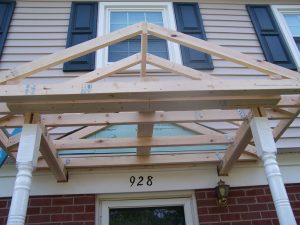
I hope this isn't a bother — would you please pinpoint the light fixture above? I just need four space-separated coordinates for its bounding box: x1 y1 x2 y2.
215 180 230 207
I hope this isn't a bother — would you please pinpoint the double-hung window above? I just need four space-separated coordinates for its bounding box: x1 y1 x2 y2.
272 5 300 70
97 2 182 67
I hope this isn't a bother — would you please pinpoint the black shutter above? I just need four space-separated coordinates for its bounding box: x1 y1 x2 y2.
0 1 15 60
173 3 213 70
247 5 296 70
63 2 98 72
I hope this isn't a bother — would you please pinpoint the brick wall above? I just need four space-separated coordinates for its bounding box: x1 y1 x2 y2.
196 184 300 225
1 184 299 225
0 195 95 225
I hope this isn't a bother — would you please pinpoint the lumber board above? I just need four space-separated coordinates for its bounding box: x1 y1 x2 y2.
5 95 280 113
37 152 257 169
136 112 155 156
273 107 300 142
147 23 300 80
141 24 147 78
0 80 298 103
66 53 141 85
218 119 253 175
0 109 293 128
0 23 143 84
59 126 106 140
39 123 68 182
147 53 217 80
54 134 233 150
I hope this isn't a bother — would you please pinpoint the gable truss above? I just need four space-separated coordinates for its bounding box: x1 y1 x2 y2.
0 22 299 181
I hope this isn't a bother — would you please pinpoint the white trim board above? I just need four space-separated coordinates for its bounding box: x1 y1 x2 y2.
1 153 300 197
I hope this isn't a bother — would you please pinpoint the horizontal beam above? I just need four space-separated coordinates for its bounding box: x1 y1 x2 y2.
5 95 280 113
37 152 257 169
0 80 298 103
54 134 232 150
0 108 295 128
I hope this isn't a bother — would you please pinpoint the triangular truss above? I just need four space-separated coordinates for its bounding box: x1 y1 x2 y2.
0 22 299 182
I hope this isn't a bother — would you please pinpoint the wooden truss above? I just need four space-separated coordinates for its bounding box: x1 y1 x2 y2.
0 22 300 181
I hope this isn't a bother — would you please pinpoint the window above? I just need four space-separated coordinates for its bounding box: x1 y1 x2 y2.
97 2 182 67
98 192 199 225
272 5 300 70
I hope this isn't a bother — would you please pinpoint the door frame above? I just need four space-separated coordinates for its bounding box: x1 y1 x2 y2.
97 191 200 225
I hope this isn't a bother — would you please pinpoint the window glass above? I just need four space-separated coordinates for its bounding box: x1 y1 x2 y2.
283 14 300 51
109 206 186 225
108 11 169 62
283 14 300 36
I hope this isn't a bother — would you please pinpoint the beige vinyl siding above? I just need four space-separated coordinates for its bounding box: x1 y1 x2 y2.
0 1 71 80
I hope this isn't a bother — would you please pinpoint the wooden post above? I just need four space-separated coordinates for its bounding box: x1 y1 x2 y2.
250 117 297 225
6 124 42 225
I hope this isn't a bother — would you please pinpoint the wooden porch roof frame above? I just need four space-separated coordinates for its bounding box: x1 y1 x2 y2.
0 22 300 182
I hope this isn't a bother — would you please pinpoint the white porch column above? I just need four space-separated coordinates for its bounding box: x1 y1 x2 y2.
250 117 297 225
7 124 42 225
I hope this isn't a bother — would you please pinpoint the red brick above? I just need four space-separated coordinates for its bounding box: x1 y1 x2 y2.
198 207 208 215
197 199 218 207
51 214 73 222
220 213 240 221
241 212 261 220
41 206 63 214
64 205 85 213
296 193 300 201
0 208 8 217
208 206 228 214
27 207 40 215
195 191 206 199
206 191 216 198
85 222 95 225
27 215 50 223
268 203 275 210
256 195 273 203
245 188 264 196
248 203 268 211
236 196 256 204
232 221 252 225
85 205 95 213
199 214 220 223
291 201 300 209
229 189 245 197
0 200 7 208
62 222 84 225
261 210 277 219
252 220 273 225
74 196 95 205
73 213 94 221
287 185 300 193
30 198 51 206
52 197 74 206
228 205 248 213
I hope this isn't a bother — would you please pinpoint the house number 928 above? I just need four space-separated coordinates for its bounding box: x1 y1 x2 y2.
130 176 153 187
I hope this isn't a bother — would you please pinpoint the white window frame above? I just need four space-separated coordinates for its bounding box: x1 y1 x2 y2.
97 2 182 68
272 5 300 71
97 191 200 225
